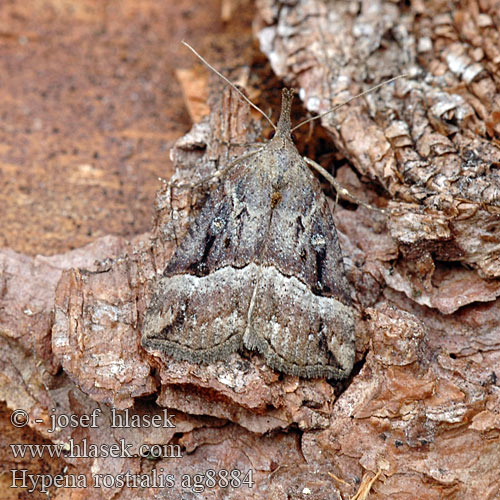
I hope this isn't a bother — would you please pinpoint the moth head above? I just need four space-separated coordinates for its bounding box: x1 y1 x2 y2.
275 88 295 141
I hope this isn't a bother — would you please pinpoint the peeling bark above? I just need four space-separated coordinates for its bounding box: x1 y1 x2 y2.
256 0 500 281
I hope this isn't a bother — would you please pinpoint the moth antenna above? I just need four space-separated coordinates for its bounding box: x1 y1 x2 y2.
182 41 277 131
291 74 407 133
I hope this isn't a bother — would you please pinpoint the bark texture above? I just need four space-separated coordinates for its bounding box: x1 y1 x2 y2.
1 0 499 499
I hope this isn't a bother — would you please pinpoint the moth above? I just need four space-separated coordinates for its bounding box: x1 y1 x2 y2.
142 44 404 379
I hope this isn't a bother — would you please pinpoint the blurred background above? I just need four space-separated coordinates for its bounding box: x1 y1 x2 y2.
0 0 254 256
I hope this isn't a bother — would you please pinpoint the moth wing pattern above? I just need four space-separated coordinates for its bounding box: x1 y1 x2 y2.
243 265 355 378
142 266 256 363
142 88 356 378
142 161 262 363
242 153 355 378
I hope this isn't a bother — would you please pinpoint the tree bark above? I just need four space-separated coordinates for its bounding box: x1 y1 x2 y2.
1 1 499 499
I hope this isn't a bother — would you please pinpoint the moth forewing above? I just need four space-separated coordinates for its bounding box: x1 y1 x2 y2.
142 45 405 378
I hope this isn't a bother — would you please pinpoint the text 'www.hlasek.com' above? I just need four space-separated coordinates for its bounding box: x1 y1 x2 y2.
9 407 255 495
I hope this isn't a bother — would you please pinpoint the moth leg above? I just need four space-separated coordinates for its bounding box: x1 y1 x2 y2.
303 156 387 215
217 141 266 148
172 148 264 190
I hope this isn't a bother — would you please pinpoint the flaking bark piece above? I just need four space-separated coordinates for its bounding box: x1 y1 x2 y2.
142 89 355 379
255 0 500 279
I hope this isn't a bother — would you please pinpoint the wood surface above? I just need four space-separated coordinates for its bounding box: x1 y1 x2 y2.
1 1 499 498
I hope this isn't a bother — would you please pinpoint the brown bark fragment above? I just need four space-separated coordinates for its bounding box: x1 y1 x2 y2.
255 0 500 280
0 236 127 374
52 235 157 409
